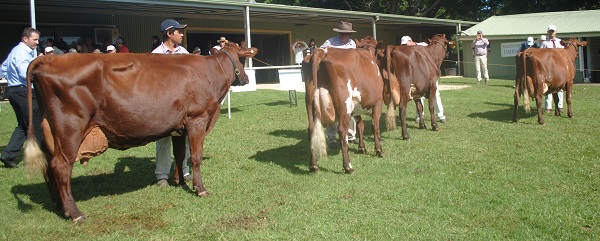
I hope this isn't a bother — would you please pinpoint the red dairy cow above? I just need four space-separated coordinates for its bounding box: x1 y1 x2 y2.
24 44 258 222
302 36 384 174
380 34 449 140
513 37 587 124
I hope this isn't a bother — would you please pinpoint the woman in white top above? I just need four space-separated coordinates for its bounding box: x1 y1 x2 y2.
291 40 308 65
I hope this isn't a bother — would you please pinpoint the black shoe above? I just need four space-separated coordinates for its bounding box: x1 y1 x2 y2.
327 141 339 149
1 158 17 168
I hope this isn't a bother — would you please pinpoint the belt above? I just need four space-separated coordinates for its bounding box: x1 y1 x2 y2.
8 85 26 88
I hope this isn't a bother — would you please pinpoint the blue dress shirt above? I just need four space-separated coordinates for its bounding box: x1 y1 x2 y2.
1 42 36 87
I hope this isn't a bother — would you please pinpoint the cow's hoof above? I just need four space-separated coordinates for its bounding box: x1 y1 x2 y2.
419 124 427 129
568 113 574 118
358 147 367 154
432 125 440 131
402 135 410 140
309 166 319 173
72 215 87 223
376 150 384 158
197 190 210 197
344 168 355 174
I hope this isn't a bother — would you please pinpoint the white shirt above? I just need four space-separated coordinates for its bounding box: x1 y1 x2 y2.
291 41 308 64
151 42 189 54
320 36 356 49
540 38 564 49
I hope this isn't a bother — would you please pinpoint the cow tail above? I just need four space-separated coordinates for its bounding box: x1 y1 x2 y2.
385 46 397 130
309 50 327 160
522 51 531 113
24 58 47 178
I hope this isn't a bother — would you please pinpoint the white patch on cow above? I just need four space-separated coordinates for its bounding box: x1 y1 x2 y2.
323 47 328 54
371 60 380 76
345 80 363 115
542 82 549 94
319 87 331 110
348 163 353 169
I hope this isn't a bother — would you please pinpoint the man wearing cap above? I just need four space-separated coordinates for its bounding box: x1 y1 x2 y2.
193 47 201 55
540 25 564 114
210 37 228 55
519 36 535 52
44 46 55 55
106 45 116 54
400 36 447 124
0 27 44 168
320 21 358 148
534 35 546 48
115 38 130 53
152 19 192 187
471 30 490 85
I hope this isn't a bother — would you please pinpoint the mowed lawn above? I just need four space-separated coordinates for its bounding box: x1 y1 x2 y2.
0 77 598 240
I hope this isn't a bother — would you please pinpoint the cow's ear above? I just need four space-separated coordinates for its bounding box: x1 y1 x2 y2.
241 47 258 58
376 41 383 49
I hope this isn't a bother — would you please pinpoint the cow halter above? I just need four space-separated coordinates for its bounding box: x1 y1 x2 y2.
221 50 245 86
431 40 447 51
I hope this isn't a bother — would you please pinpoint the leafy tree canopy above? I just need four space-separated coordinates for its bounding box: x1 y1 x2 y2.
256 0 599 21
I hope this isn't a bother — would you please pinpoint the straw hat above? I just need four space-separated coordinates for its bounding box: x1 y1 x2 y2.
333 21 356 33
217 37 229 43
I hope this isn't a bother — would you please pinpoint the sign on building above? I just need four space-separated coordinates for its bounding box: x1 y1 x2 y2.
500 42 522 57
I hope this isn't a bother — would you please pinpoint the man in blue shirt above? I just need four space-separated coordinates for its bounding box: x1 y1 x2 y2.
0 27 43 168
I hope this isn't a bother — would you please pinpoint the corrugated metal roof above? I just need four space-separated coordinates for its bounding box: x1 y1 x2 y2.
0 0 477 29
463 10 600 39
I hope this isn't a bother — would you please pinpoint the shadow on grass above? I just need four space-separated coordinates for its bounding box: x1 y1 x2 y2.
467 102 515 122
250 127 381 175
11 156 156 217
220 107 242 115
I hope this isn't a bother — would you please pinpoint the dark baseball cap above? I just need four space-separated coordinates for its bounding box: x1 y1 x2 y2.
161 19 187 31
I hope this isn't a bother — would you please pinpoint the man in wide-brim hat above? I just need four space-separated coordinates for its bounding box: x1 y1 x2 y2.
210 36 229 55
320 21 357 49
319 21 359 149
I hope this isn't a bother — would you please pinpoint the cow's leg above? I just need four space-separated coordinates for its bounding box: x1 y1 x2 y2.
187 121 210 197
338 115 354 174
399 105 410 140
429 88 439 131
172 135 186 186
536 95 545 125
355 115 366 154
415 100 426 129
513 87 520 122
49 156 85 221
371 100 384 158
43 160 62 210
553 93 561 116
566 82 573 118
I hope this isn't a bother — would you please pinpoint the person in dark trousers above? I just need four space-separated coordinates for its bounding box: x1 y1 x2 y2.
0 27 44 168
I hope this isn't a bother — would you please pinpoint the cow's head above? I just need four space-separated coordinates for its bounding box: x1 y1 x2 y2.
561 38 588 49
428 34 449 58
222 43 258 86
356 36 382 56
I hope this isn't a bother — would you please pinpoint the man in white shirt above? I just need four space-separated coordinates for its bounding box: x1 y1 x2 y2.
320 21 358 149
540 25 564 114
152 19 192 187
400 36 446 124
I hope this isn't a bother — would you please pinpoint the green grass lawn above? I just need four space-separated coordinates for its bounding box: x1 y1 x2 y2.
0 77 598 240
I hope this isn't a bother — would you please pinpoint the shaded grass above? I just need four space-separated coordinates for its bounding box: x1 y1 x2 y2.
0 77 598 240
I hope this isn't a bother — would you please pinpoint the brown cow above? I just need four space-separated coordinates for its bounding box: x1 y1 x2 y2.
302 36 384 174
513 38 587 124
23 45 258 222
381 34 449 140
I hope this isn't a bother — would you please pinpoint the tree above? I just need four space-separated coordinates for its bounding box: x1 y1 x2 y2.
256 0 599 21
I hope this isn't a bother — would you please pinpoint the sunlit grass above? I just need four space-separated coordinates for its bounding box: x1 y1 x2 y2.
0 77 598 240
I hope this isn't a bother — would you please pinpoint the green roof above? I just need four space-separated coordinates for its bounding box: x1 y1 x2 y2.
463 9 600 39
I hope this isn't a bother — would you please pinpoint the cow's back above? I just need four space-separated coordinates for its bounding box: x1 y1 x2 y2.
31 53 228 147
